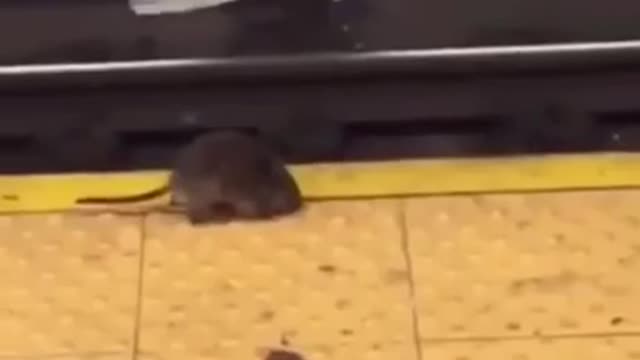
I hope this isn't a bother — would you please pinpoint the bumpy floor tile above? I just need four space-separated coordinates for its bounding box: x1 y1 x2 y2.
405 190 640 340
423 336 640 360
421 336 640 360
138 200 417 360
0 213 141 357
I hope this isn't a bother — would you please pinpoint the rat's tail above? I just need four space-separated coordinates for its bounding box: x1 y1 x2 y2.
76 184 170 204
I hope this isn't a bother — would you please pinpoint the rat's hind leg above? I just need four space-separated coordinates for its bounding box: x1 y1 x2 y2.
269 193 302 216
265 167 303 216
267 182 302 216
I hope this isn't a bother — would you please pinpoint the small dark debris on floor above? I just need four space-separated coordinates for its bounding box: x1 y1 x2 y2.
265 349 305 360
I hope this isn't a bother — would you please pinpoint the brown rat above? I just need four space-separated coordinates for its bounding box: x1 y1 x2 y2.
78 130 303 224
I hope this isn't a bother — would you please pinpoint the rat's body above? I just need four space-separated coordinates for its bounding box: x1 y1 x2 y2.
170 130 302 223
79 130 303 224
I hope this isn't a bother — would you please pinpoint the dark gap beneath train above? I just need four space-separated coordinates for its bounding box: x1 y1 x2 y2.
342 116 504 161
595 111 640 151
0 135 32 150
1 111 640 174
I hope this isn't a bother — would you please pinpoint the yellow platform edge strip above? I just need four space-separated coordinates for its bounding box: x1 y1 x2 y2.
2 152 640 213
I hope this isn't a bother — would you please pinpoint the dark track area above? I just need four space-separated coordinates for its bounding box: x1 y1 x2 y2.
3 2 640 175
1 112 640 175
